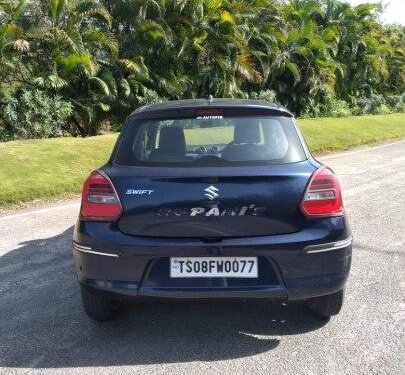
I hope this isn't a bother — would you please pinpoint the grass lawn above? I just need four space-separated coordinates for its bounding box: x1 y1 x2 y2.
1 113 404 209
0 134 118 209
184 126 233 144
299 113 405 152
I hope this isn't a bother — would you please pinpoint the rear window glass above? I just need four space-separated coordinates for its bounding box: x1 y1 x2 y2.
115 116 306 166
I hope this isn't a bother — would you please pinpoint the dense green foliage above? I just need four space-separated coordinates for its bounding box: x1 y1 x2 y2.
1 113 404 208
0 0 404 139
3 89 72 140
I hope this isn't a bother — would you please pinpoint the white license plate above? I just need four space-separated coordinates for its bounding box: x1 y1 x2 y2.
170 257 258 278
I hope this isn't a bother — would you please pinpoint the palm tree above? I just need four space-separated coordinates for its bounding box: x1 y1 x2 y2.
0 0 31 95
163 0 265 98
1 0 404 139
256 0 341 114
322 1 391 102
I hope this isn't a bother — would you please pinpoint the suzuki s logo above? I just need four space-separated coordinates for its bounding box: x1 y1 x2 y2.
204 185 219 200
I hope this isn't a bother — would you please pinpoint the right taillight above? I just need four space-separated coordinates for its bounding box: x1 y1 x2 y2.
301 167 343 217
80 171 122 221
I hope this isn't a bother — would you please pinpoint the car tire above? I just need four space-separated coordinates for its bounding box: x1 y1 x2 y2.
80 284 115 322
307 289 344 318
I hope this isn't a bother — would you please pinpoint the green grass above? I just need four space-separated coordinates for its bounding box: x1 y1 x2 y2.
1 113 404 209
184 126 233 144
0 134 118 209
299 113 405 152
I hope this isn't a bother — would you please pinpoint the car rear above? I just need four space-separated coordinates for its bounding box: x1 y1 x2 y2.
73 99 352 321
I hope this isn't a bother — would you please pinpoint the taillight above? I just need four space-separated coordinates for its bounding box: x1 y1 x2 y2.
80 172 122 220
301 167 343 217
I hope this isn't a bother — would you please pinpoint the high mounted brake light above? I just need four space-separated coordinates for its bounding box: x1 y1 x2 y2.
301 167 344 217
80 172 122 220
195 109 224 117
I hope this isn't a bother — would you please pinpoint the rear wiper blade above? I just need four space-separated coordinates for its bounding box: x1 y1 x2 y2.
192 155 230 164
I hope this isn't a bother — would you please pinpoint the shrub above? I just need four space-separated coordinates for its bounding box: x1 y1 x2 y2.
353 94 386 115
300 96 352 118
385 94 405 113
3 89 73 139
248 90 277 102
324 98 352 117
136 88 167 106
376 104 392 115
0 122 13 142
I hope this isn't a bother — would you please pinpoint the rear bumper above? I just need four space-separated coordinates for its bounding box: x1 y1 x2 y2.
73 217 352 301
78 274 349 301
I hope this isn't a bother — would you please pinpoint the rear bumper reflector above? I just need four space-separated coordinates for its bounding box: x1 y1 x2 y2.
73 243 119 258
304 237 352 254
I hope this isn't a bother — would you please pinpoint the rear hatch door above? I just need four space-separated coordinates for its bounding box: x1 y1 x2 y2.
107 162 315 238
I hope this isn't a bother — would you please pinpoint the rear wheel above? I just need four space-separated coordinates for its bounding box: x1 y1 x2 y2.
307 289 345 318
80 284 116 322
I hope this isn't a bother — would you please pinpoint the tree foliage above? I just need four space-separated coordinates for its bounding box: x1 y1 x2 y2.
3 88 72 139
0 0 404 138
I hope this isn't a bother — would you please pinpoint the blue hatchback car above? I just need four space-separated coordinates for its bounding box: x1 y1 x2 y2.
73 99 352 321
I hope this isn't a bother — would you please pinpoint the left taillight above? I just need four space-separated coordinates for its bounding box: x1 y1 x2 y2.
80 171 122 220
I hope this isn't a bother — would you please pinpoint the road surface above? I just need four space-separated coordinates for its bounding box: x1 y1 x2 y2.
0 140 404 375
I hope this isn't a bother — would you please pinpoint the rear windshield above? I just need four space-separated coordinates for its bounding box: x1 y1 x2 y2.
115 115 306 167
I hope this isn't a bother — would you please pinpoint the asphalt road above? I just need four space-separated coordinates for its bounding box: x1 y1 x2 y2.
0 140 404 375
